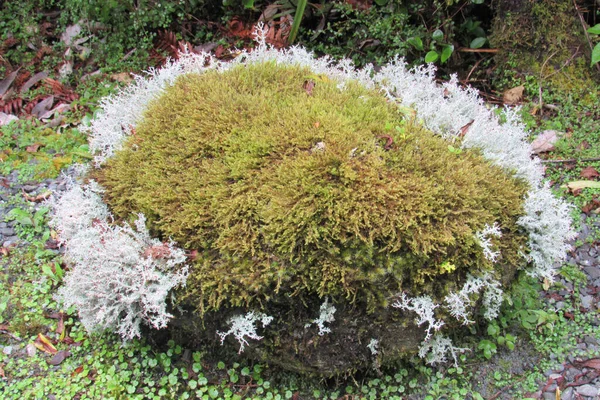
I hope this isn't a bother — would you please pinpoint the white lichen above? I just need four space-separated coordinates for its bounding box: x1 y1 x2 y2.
367 338 379 355
49 183 188 340
444 273 504 324
217 311 274 354
392 293 444 342
418 334 469 366
476 222 503 262
306 298 336 336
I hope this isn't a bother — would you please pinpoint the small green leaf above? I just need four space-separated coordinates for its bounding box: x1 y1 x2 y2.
374 0 389 5
470 37 487 49
441 45 454 63
432 29 444 41
591 43 600 66
242 0 255 8
407 37 423 51
588 24 600 35
425 51 439 63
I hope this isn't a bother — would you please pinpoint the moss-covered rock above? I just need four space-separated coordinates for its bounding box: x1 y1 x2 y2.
93 62 529 374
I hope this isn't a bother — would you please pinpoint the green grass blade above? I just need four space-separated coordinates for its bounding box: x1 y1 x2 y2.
288 0 308 44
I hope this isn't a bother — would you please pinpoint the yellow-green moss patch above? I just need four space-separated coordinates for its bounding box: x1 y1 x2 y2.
94 62 529 314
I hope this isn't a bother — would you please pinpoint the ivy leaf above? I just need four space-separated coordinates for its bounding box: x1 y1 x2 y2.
470 37 487 49
425 51 439 63
432 29 444 41
591 43 600 67
588 24 600 35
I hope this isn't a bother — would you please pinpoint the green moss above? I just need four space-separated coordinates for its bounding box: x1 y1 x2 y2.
95 62 528 319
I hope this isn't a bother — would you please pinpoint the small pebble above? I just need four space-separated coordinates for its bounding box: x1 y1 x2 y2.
2 346 12 355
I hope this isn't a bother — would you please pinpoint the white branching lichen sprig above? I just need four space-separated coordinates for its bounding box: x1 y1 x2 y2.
444 273 504 325
392 293 444 342
418 334 469 366
49 183 188 340
367 338 379 355
305 298 336 336
476 222 503 262
217 312 274 354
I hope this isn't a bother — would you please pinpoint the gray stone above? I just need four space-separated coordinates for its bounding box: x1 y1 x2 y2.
2 346 12 355
556 301 565 310
584 336 599 346
580 295 595 310
584 266 600 280
566 368 582 380
576 384 599 397
0 227 15 237
542 391 556 400
561 387 574 400
21 184 37 192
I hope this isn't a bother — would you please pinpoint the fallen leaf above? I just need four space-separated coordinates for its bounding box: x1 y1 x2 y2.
503 85 524 105
72 365 84 376
0 112 18 126
31 96 54 118
0 247 9 257
531 130 560 154
61 24 82 46
581 167 600 179
25 143 42 153
581 358 600 370
47 350 70 366
0 364 4 378
22 190 52 202
458 119 474 138
314 121 320 128
582 198 600 214
563 181 600 192
0 69 19 97
303 79 315 96
20 71 49 93
34 333 57 355
110 72 133 84
578 140 591 151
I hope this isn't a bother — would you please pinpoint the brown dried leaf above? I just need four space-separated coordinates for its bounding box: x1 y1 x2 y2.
503 85 524 105
0 69 19 97
31 96 54 118
582 198 600 214
458 119 474 138
22 190 51 202
303 80 315 96
531 130 560 154
111 72 133 84
47 350 70 366
72 365 84 376
26 143 42 153
581 167 600 180
34 333 58 354
20 71 49 93
581 358 600 370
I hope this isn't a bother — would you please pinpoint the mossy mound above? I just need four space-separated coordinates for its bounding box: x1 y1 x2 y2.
94 62 529 374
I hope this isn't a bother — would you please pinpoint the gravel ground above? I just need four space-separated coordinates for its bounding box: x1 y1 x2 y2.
1 170 599 399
